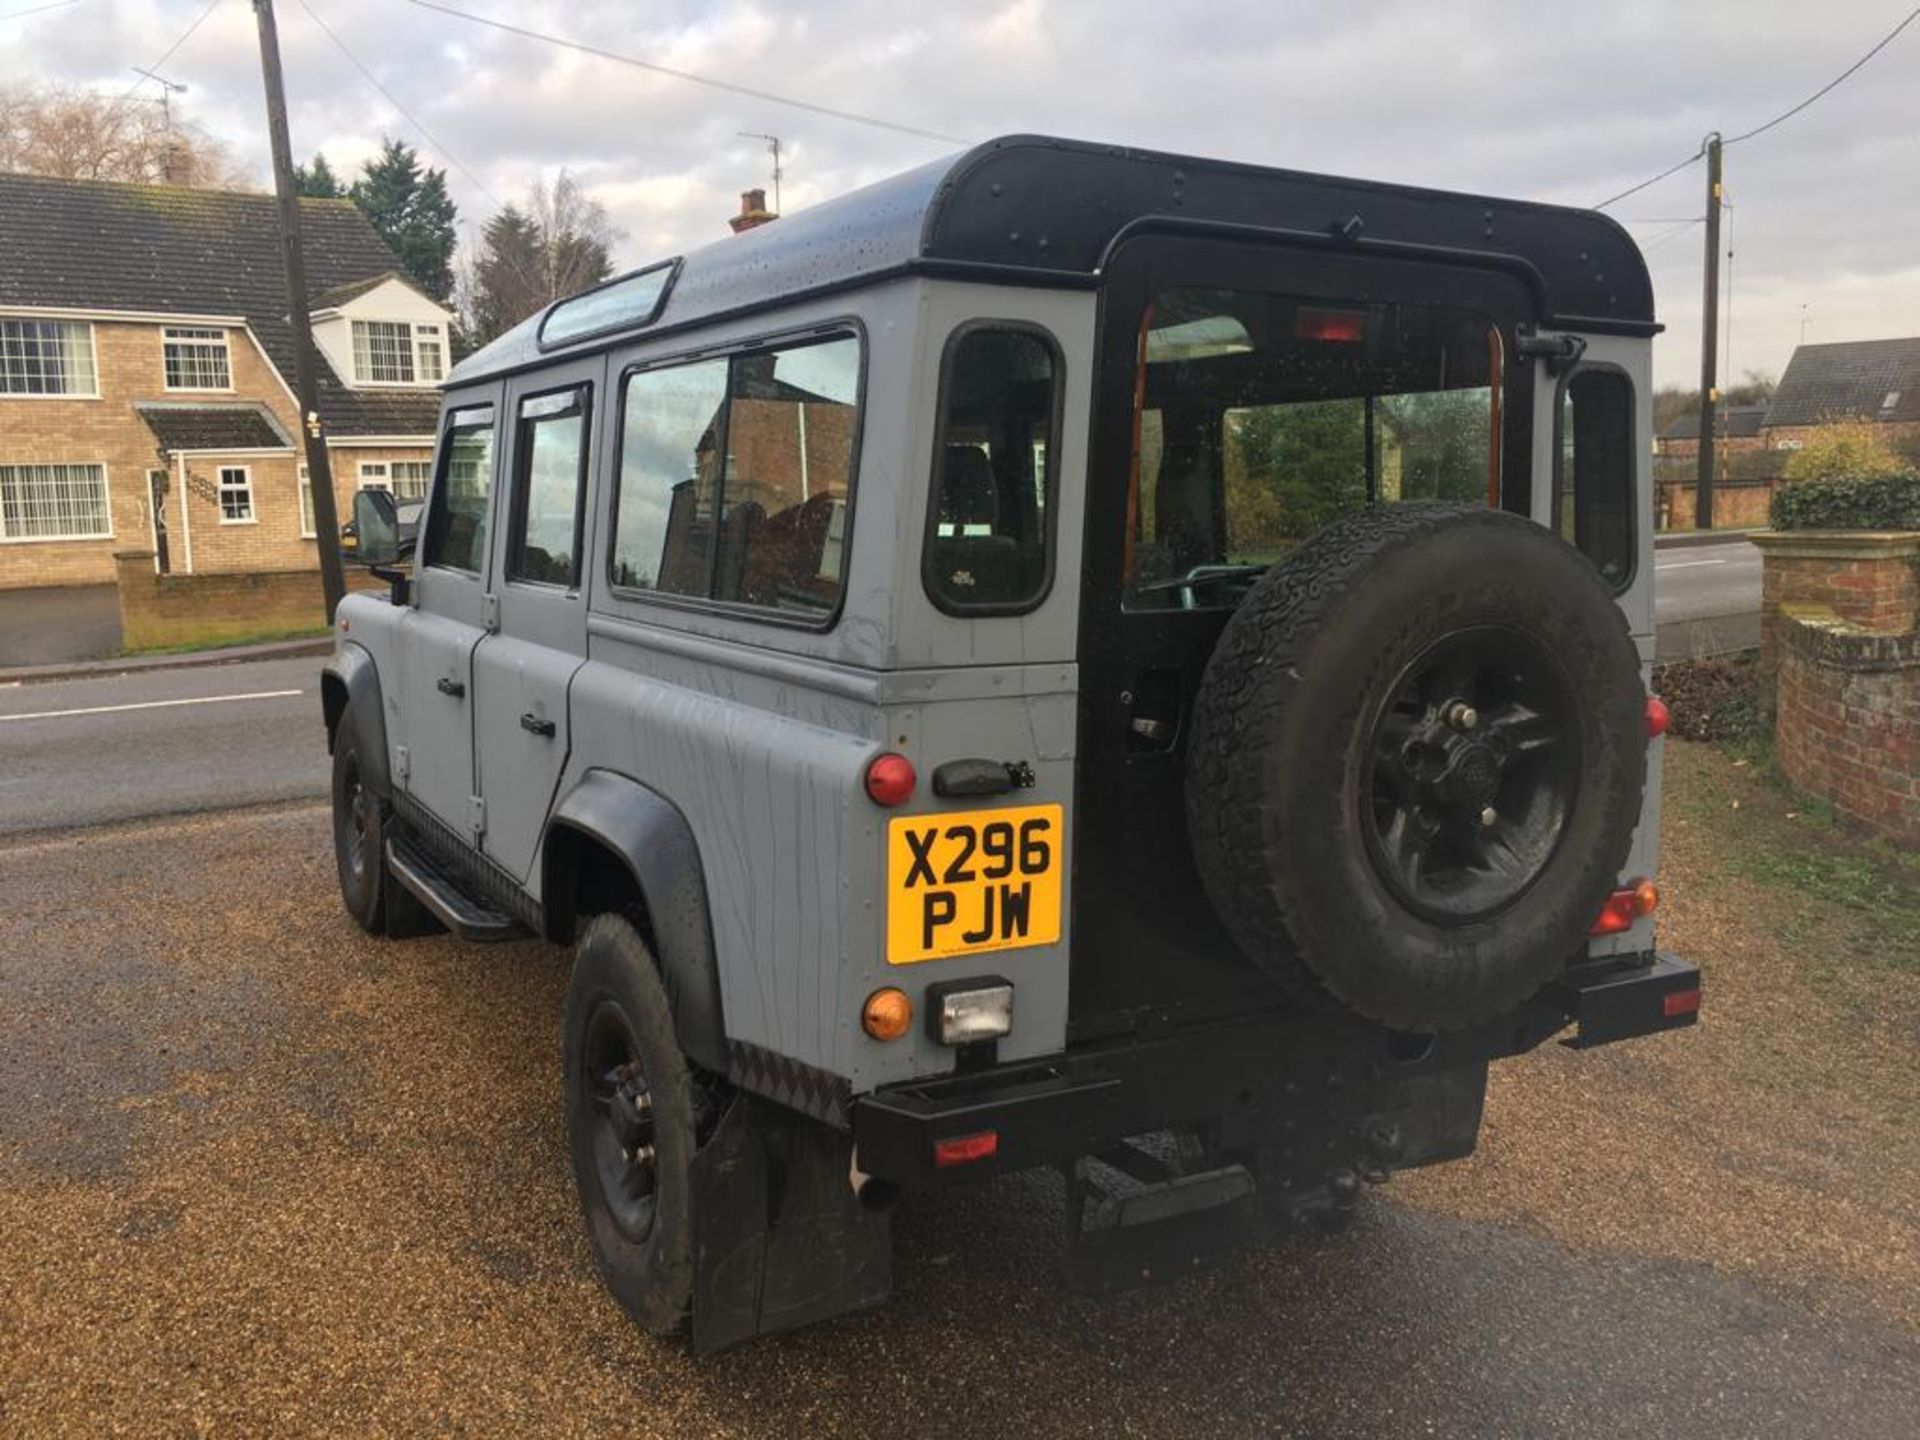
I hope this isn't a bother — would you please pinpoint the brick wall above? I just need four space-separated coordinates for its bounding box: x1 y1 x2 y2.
1658 478 1776 531
1774 616 1920 847
1 317 431 589
111 547 382 650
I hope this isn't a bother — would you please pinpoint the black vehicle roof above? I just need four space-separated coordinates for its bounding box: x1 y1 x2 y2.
452 134 1655 385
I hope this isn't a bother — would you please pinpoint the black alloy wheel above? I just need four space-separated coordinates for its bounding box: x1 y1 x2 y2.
1363 626 1582 925
582 1000 660 1244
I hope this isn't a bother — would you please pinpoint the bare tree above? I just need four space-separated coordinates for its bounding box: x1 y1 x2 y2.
0 83 248 189
458 171 621 347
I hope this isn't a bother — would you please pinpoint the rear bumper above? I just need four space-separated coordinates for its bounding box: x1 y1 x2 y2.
853 950 1699 1189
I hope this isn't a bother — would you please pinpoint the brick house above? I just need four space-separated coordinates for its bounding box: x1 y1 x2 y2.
1654 402 1767 459
0 173 449 589
1760 335 1920 456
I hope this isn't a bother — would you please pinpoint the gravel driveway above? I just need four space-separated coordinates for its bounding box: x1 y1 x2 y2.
2 744 1915 1437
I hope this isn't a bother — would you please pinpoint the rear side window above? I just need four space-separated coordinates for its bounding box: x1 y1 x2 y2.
924 326 1060 613
507 386 589 587
611 332 861 622
1556 369 1635 591
422 404 496 575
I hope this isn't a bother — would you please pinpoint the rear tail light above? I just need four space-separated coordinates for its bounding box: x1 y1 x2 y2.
864 753 916 807
1590 878 1658 936
933 1130 999 1168
1646 696 1670 739
1663 988 1702 1018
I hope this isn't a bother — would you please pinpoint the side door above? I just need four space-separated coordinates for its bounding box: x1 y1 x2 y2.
1071 235 1539 1035
471 362 599 886
398 396 502 840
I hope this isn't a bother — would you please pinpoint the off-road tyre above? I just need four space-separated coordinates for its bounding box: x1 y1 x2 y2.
330 712 387 934
1185 503 1646 1032
563 913 697 1336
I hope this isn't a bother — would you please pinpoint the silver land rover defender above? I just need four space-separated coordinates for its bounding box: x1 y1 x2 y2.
324 135 1699 1349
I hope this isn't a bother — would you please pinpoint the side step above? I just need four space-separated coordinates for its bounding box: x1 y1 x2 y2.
385 835 527 942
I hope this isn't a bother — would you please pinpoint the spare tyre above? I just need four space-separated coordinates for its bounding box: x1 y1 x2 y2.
1185 502 1646 1032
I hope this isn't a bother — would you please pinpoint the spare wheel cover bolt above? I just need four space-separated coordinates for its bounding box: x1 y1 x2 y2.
1445 702 1479 731
1479 806 1498 827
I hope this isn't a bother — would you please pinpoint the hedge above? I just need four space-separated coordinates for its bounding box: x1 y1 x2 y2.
1769 470 1920 531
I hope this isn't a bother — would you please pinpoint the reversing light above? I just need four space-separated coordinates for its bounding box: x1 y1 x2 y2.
864 752 916 807
933 1130 999 1168
929 982 1014 1045
861 987 913 1041
1589 878 1656 936
1646 696 1671 739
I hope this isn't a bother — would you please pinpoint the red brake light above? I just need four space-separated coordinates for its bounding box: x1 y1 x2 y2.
865 753 916 807
1646 696 1670 739
933 1130 999 1168
1295 306 1366 343
1589 887 1640 936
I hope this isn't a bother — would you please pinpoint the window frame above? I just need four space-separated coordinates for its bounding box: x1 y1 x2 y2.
505 382 593 592
215 464 256 525
161 326 233 393
420 403 499 578
0 317 100 400
1551 360 1638 595
0 460 114 542
920 318 1067 618
350 319 446 387
605 318 867 633
298 462 316 538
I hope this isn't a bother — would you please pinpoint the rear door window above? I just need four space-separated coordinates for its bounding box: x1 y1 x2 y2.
924 325 1061 614
1555 368 1635 591
507 386 589 587
1125 290 1501 610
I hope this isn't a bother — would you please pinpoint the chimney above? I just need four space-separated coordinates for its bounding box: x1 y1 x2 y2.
729 187 776 234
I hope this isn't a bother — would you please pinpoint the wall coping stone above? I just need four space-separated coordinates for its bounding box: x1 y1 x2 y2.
111 549 158 563
1749 530 1920 560
1778 607 1920 672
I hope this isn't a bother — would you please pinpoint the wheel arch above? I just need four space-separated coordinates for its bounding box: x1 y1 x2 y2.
544 769 727 1073
322 642 391 797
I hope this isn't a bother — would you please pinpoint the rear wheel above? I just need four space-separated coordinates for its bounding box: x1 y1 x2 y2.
1185 503 1646 1031
563 914 698 1335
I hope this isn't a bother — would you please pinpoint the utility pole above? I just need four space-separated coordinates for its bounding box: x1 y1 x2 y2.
252 0 345 620
1694 133 1723 531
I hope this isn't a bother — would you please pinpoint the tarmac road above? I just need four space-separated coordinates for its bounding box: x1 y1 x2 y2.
1653 536 1764 658
2 803 1915 1437
0 655 326 836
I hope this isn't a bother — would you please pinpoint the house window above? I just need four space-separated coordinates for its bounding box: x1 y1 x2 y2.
163 327 231 390
0 462 111 540
391 460 432 500
299 464 315 538
0 318 98 396
358 460 390 490
352 321 416 383
417 326 445 383
217 465 254 523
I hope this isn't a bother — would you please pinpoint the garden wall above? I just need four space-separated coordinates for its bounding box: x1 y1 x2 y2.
112 549 378 651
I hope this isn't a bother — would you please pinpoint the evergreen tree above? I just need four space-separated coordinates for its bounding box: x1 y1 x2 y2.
349 138 458 301
458 173 619 347
293 152 344 199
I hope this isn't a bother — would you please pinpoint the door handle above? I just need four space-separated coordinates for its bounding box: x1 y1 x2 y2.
932 758 1036 798
436 676 465 698
520 712 556 738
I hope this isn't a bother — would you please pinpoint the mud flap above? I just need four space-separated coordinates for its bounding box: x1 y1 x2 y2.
688 1096 892 1352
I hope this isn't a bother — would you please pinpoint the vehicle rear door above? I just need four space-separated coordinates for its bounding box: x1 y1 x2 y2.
398 396 502 839
1070 234 1539 1037
472 357 601 886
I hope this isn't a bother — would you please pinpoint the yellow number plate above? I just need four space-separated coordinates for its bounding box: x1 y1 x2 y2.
887 804 1063 964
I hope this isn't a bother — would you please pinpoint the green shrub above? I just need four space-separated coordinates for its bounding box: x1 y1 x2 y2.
1770 470 1920 531
1780 422 1905 483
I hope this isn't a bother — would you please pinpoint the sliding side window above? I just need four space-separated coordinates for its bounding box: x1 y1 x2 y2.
1555 368 1635 591
924 325 1062 613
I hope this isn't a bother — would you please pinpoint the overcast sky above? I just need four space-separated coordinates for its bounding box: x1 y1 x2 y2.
5 0 1916 388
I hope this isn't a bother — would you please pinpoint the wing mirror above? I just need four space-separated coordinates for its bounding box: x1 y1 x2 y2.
350 487 409 567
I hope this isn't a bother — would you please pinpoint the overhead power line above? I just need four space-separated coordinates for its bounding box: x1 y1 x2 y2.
400 0 969 147
0 0 83 21
1594 5 1919 209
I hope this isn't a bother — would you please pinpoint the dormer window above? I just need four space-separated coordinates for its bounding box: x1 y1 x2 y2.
350 319 445 385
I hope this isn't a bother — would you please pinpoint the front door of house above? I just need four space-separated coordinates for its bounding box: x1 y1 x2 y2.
148 470 171 574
